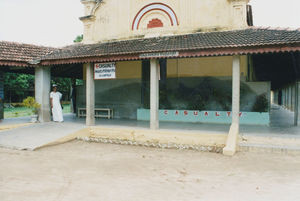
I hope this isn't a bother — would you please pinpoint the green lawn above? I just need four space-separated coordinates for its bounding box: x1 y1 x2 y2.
4 104 71 118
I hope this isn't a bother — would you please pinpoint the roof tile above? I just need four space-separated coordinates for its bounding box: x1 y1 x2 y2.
43 28 300 61
1 27 300 66
0 41 55 64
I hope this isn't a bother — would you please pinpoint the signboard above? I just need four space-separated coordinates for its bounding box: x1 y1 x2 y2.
139 52 179 59
94 62 116 80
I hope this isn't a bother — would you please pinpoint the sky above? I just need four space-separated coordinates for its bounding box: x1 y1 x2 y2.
0 0 299 47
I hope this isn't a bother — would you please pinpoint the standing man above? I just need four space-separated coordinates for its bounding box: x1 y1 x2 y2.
50 84 64 122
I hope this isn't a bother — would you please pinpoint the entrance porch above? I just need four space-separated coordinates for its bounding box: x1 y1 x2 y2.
1 28 300 155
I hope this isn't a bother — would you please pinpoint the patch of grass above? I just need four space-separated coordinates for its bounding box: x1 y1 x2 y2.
4 107 33 118
62 104 71 114
4 104 71 118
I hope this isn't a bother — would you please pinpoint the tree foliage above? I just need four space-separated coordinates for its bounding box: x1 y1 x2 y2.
4 73 35 102
22 96 40 114
73 34 83 43
4 73 34 91
4 73 76 103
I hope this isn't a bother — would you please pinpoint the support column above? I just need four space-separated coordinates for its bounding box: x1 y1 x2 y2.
295 82 299 126
0 71 4 119
150 59 159 130
223 55 240 156
85 63 95 126
35 66 51 122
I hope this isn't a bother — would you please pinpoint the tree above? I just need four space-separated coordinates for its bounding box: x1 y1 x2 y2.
4 73 74 103
73 34 83 43
4 73 35 103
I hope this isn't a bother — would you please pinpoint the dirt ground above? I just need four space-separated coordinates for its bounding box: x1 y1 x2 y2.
0 141 300 201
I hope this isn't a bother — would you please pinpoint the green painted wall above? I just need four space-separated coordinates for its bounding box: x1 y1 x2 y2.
77 57 271 122
137 109 270 125
77 78 142 119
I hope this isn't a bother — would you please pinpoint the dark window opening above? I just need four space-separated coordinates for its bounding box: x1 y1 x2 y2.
247 5 253 26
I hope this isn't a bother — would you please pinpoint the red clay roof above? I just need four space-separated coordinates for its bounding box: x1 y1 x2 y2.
41 27 300 64
1 27 300 66
0 41 55 66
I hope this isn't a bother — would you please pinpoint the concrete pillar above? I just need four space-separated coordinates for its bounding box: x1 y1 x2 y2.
283 89 286 107
223 55 240 156
282 89 284 106
0 71 4 119
85 63 95 126
294 82 299 126
288 87 290 109
150 59 159 130
35 66 51 122
285 87 289 108
270 91 274 105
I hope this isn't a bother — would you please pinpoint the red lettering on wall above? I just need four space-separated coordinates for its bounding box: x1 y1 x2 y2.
204 112 209 116
175 110 179 115
215 112 220 117
164 110 168 115
193 111 199 116
184 111 188 116
147 18 164 29
226 112 242 117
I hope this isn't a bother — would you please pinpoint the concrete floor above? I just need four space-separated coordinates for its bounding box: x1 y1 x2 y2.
90 104 300 137
0 104 299 151
0 114 86 150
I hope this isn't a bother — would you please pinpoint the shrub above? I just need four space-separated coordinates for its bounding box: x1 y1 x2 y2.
252 94 268 112
22 97 41 115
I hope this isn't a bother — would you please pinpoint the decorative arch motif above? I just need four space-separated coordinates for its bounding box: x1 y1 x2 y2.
132 2 179 30
147 18 164 29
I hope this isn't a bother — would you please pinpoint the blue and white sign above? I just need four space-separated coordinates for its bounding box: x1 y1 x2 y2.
94 62 116 80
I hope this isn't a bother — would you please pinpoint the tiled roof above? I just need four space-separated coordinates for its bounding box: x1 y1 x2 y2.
0 41 55 66
42 28 300 62
1 27 300 66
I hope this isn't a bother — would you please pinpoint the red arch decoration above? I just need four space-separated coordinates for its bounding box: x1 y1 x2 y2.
147 18 164 29
132 2 179 30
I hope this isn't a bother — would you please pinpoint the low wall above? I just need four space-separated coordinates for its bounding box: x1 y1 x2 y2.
137 109 270 125
76 75 270 121
79 126 228 153
156 77 270 112
77 78 142 119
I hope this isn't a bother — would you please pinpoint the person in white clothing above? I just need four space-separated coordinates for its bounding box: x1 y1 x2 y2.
50 84 64 122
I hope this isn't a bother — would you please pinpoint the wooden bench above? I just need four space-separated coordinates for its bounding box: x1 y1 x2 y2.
78 108 113 119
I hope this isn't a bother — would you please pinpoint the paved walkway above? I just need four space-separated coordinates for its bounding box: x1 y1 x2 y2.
0 114 85 150
90 104 300 137
0 116 32 126
0 105 299 151
240 104 300 137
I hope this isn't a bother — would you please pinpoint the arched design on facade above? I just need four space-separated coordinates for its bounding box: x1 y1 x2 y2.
147 18 164 29
132 2 179 30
